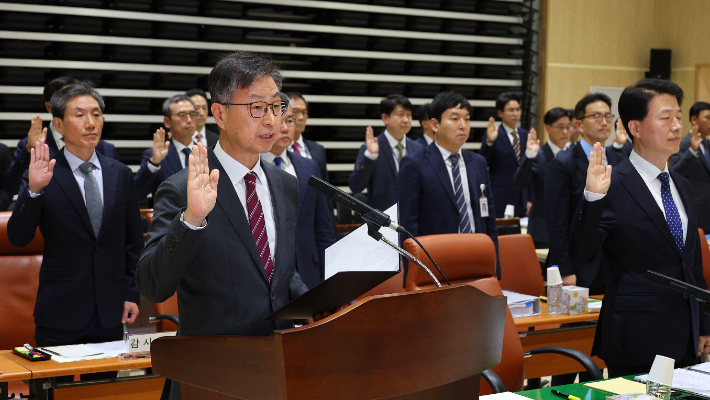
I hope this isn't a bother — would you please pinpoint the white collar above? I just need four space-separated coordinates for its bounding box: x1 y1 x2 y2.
193 127 206 140
501 122 519 135
64 147 99 172
383 130 406 150
213 141 267 186
629 149 668 186
50 122 64 150
261 148 291 168
435 142 462 161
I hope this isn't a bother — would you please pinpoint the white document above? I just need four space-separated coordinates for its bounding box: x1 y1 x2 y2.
325 204 400 280
41 341 127 363
502 290 541 318
635 362 710 397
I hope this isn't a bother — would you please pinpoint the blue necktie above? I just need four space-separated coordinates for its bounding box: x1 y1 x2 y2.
274 156 283 169
658 172 684 257
449 154 472 233
182 148 191 169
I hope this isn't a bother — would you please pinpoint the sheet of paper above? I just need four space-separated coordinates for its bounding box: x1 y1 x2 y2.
636 363 710 397
43 344 103 358
325 204 400 280
584 377 647 394
480 392 533 400
41 341 126 363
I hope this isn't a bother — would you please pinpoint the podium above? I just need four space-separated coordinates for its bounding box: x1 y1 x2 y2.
151 284 506 400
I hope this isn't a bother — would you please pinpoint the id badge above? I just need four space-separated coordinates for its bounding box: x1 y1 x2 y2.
479 184 489 218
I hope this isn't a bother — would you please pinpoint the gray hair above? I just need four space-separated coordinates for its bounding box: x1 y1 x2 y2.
162 94 195 118
208 52 282 106
50 81 105 119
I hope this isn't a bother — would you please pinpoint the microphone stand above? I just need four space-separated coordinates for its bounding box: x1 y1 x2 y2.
365 223 442 288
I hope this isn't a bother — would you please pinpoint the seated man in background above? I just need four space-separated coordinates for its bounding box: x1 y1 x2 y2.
261 93 336 289
396 91 500 278
134 94 196 199
349 94 423 212
186 88 219 148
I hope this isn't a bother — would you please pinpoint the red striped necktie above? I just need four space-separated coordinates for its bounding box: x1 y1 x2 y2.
244 172 274 284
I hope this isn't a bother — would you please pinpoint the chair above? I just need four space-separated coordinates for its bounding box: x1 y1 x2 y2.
151 294 179 332
403 233 601 394
496 217 522 236
498 234 545 297
0 211 44 348
698 228 710 288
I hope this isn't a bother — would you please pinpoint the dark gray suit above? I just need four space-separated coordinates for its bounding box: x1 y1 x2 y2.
136 151 308 399
670 132 710 233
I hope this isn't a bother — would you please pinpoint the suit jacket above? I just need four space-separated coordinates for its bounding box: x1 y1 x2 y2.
570 158 710 368
7 151 142 331
4 131 119 203
0 142 12 211
670 133 710 233
349 133 424 212
480 125 530 217
514 143 555 245
396 143 501 278
288 152 336 289
545 142 624 290
134 139 185 200
205 128 219 148
304 139 329 184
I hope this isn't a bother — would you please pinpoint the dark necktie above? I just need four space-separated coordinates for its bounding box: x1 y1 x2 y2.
448 154 472 233
79 162 103 238
273 156 283 169
244 172 274 284
658 172 684 257
292 142 302 156
181 148 191 169
512 131 521 162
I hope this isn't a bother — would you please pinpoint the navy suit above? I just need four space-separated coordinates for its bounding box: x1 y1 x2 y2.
0 143 12 211
4 130 118 204
571 158 710 370
288 152 336 289
396 143 501 278
349 133 424 212
134 139 184 200
670 133 710 233
303 139 329 184
545 142 624 291
8 151 142 333
480 125 530 217
205 128 219 148
514 143 555 247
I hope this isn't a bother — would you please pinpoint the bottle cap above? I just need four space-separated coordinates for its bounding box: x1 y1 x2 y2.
547 266 563 286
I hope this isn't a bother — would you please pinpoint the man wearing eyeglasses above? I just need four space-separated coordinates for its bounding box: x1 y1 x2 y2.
286 92 329 184
137 52 308 400
186 88 220 149
545 93 625 291
134 94 197 200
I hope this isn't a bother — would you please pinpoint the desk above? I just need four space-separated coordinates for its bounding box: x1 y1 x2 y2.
517 379 616 400
0 352 31 399
514 302 605 379
0 350 163 400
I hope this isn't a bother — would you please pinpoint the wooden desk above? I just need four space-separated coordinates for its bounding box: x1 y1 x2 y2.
514 302 605 379
0 351 32 399
1 350 163 400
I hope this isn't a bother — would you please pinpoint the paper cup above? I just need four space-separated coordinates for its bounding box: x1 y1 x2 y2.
547 266 563 286
504 204 515 219
648 355 674 386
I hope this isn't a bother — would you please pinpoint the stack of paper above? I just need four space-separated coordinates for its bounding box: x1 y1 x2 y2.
502 290 541 318
635 362 710 397
41 341 126 363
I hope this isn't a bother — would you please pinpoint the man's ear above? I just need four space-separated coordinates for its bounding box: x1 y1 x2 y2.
381 113 389 126
430 118 440 135
53 117 64 136
163 116 171 130
44 102 52 114
211 103 226 131
497 109 504 119
627 120 642 141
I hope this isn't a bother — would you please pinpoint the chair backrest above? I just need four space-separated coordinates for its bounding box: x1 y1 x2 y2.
153 293 179 332
403 233 525 394
145 212 154 227
498 234 546 297
698 229 710 289
0 211 44 348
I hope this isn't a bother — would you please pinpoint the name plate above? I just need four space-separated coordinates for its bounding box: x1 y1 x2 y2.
125 332 176 353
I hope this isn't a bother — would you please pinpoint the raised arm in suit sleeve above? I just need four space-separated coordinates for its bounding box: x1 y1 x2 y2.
4 139 31 202
544 157 575 276
123 168 143 304
348 144 377 194
513 153 536 189
569 195 612 267
133 148 160 200
670 148 700 177
7 171 43 248
479 134 495 167
394 155 420 237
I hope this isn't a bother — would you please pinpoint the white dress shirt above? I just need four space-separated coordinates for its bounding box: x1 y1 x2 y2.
50 122 65 151
64 148 104 204
193 127 209 148
436 142 475 233
501 122 521 147
364 130 407 172
423 135 434 145
261 150 297 179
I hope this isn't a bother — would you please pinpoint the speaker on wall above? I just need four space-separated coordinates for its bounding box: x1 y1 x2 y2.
646 49 671 80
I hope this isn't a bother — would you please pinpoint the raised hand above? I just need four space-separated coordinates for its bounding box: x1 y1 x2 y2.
690 122 701 152
486 116 498 144
27 114 47 151
150 127 170 164
28 139 56 194
614 118 628 145
585 142 612 194
526 128 540 153
365 126 379 154
184 143 219 227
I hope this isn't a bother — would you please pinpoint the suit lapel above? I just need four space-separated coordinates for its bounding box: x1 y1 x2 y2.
426 145 458 210
262 161 288 289
52 152 94 236
498 125 517 160
288 152 307 212
572 143 589 177
379 134 397 178
166 140 183 173
46 129 60 158
542 143 554 162
96 154 117 241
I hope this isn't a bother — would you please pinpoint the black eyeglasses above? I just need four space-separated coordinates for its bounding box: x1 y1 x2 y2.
221 100 289 118
580 113 615 123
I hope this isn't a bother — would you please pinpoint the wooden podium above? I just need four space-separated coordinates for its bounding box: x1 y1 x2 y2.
151 284 506 400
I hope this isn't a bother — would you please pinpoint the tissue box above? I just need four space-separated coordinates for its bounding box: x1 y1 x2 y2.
562 286 588 314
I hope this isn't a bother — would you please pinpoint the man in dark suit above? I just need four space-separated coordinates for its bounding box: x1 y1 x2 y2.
670 102 710 233
286 93 329 183
0 143 13 211
514 107 572 249
545 93 624 290
4 76 119 202
397 91 501 278
415 102 435 147
7 82 142 348
262 94 336 289
481 92 530 218
186 88 219 148
136 52 309 400
133 94 197 200
571 78 710 376
349 94 424 212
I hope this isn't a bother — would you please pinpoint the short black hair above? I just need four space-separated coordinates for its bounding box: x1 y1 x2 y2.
185 88 208 100
543 107 570 126
689 101 710 122
162 94 195 118
44 76 78 103
50 81 105 119
429 91 473 122
495 92 521 112
416 103 430 123
208 52 282 106
380 94 412 116
618 78 684 136
286 92 308 110
567 109 575 120
574 93 612 120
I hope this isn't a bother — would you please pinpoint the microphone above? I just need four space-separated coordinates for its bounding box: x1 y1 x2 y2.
307 176 409 235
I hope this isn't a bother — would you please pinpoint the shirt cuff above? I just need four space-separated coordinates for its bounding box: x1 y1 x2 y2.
147 162 161 172
525 149 538 159
583 189 606 202
28 189 42 198
690 148 700 157
364 150 379 160
181 211 207 230
612 141 624 149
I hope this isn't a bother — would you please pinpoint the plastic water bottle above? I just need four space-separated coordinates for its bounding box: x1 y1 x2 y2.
646 380 672 400
547 266 563 315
